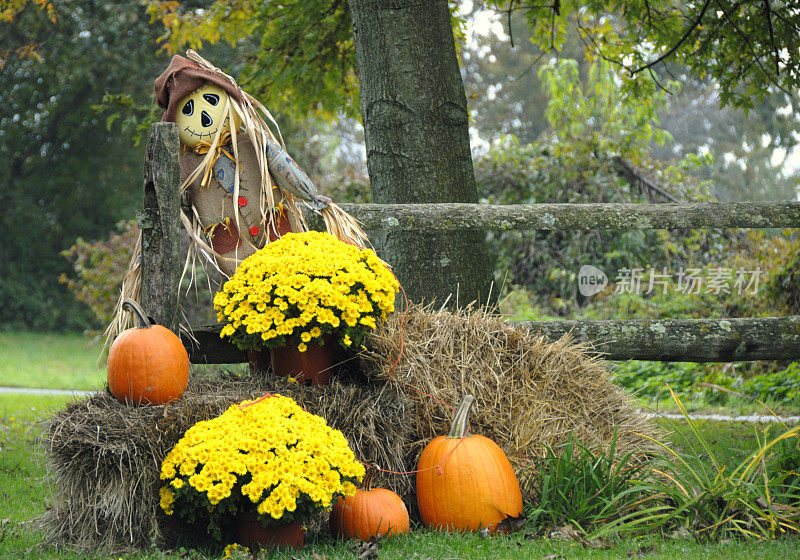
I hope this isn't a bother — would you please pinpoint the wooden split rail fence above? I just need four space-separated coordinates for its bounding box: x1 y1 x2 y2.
139 123 800 364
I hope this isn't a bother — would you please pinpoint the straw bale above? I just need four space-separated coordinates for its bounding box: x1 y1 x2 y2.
39 303 655 552
39 375 413 552
358 303 658 494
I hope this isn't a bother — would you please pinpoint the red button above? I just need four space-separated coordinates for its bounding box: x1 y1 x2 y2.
238 196 248 207
249 226 259 236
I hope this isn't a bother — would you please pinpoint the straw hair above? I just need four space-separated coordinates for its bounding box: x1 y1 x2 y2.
101 231 142 359
42 304 656 552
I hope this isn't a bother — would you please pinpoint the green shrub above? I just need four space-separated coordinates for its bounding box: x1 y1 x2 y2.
610 359 800 409
641 389 800 540
59 220 138 327
612 361 739 406
741 363 800 406
526 433 666 534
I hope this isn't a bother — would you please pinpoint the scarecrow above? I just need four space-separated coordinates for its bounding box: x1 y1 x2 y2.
106 50 368 341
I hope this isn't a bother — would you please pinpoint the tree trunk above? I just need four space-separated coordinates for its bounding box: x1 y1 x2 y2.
349 0 495 307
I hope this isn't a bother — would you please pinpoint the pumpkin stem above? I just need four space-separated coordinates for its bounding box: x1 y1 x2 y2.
363 464 379 491
122 298 151 329
447 394 475 439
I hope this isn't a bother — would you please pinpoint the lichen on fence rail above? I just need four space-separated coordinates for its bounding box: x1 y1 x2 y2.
308 201 800 231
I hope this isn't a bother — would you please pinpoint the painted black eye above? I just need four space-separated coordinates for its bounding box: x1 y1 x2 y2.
181 99 194 116
203 93 220 106
201 110 213 127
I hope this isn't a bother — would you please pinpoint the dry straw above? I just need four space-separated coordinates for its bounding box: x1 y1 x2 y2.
39 303 655 552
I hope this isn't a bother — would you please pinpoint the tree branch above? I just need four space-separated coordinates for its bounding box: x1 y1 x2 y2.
713 0 790 95
763 0 779 76
613 157 682 203
629 0 713 75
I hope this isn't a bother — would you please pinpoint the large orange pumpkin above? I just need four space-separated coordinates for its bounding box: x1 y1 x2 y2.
416 394 523 534
331 466 410 540
107 299 189 405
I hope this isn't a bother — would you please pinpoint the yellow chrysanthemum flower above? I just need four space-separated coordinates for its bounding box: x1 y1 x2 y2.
159 394 364 525
213 232 399 352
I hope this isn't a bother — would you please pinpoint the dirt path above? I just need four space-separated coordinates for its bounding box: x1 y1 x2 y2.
0 387 94 397
642 411 800 424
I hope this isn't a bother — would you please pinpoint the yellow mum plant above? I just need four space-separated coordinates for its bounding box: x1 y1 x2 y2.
213 231 399 352
159 394 365 536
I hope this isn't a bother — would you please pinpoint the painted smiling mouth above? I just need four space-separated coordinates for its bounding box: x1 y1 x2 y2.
183 125 220 140
182 116 231 141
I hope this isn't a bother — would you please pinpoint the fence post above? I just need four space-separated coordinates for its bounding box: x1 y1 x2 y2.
138 122 181 334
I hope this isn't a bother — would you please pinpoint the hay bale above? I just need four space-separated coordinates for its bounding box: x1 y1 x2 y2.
359 303 657 495
39 303 654 552
39 376 413 552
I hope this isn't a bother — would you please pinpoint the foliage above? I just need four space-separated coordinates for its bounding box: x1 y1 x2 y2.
477 58 713 300
526 433 665 533
213 232 399 352
524 391 800 541
539 59 676 156
610 357 800 411
741 364 800 407
462 13 799 204
490 0 800 112
650 72 800 202
146 0 359 119
767 240 800 315
461 9 563 145
612 361 734 406
159 394 365 537
1 0 169 330
503 228 798 321
504 227 800 411
772 435 800 508
59 220 138 328
146 0 800 118
640 388 800 541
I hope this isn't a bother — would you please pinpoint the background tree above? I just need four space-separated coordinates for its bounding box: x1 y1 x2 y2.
347 0 495 305
651 74 800 201
0 0 168 329
461 8 586 146
490 0 800 111
462 11 799 203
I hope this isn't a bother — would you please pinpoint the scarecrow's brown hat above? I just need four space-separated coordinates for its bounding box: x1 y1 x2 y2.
154 54 245 122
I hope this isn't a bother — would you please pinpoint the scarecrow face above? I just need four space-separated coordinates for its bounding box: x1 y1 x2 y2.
175 84 239 148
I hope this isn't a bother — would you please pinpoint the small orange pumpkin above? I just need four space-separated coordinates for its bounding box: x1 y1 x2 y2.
107 299 189 405
331 465 410 540
416 394 523 534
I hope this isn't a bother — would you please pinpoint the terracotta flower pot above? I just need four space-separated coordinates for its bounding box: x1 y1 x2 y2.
247 349 272 376
270 336 335 385
235 511 303 551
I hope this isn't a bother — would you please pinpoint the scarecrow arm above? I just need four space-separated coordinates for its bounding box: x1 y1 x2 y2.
265 138 330 211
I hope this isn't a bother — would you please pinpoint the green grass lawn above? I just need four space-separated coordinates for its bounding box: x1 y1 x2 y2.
0 332 248 392
0 332 105 391
0 390 798 559
0 394 74 523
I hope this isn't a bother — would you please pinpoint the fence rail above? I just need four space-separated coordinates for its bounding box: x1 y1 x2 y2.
182 316 800 364
139 123 800 363
306 201 800 231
